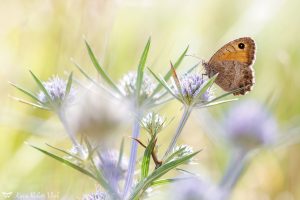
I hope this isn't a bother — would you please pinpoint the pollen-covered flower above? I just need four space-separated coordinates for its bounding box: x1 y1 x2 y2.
225 100 277 151
173 73 214 106
141 112 165 135
82 189 107 200
38 75 75 107
118 72 155 104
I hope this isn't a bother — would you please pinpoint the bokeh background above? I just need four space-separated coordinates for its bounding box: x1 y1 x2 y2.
1 0 300 199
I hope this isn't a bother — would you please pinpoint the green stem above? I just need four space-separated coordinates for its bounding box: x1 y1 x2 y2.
163 106 192 160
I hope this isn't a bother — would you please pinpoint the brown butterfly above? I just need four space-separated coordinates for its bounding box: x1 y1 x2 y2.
203 37 256 95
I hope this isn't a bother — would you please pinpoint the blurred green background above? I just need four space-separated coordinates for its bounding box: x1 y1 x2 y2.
1 0 300 199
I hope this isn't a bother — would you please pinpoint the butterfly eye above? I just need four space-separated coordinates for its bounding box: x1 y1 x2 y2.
238 43 245 49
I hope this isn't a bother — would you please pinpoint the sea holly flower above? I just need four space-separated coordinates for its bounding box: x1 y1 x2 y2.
10 71 74 111
149 63 238 160
37 75 75 108
118 71 156 110
219 100 278 199
225 100 277 151
174 73 214 105
140 112 166 135
82 189 108 200
96 149 128 196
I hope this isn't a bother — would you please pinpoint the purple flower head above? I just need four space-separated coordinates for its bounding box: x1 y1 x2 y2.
118 71 155 103
170 177 223 200
38 75 75 107
96 149 128 195
174 73 214 105
82 189 107 200
225 100 277 150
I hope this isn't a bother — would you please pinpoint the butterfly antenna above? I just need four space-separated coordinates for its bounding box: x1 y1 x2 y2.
185 54 205 62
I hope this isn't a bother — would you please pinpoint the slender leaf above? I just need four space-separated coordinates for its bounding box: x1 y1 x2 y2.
141 137 156 179
28 144 109 188
192 73 218 106
150 178 189 187
199 99 238 108
65 72 73 97
71 59 99 86
136 37 151 98
46 143 83 162
206 86 245 105
148 68 179 101
9 81 42 103
85 40 121 94
163 146 187 164
170 63 184 100
10 96 50 110
151 46 189 96
129 151 200 199
29 70 52 103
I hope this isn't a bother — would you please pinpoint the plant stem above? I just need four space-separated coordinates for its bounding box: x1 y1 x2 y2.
123 116 141 198
163 106 192 160
57 109 81 149
220 149 249 200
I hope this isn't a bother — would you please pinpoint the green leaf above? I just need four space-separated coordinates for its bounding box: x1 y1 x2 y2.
65 72 73 97
150 178 189 187
136 37 151 98
141 137 156 179
170 63 184 101
163 146 187 164
129 151 200 199
71 59 99 86
10 96 50 110
28 144 109 189
206 86 245 105
9 81 42 103
45 143 83 162
29 71 52 104
192 73 218 106
151 46 189 96
85 40 121 94
148 68 179 101
199 99 238 108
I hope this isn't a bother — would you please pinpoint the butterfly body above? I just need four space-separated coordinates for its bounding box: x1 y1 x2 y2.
203 37 256 95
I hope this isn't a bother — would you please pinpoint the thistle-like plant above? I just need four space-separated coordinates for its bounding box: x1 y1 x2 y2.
149 63 239 160
10 38 256 200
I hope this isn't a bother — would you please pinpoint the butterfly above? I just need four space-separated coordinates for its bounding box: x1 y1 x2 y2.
203 37 256 95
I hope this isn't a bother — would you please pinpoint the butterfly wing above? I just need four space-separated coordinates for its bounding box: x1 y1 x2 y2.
204 37 256 95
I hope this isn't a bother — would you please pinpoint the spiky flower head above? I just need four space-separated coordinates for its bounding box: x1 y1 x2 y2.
173 73 214 106
118 72 156 106
225 100 277 151
38 75 75 108
82 189 107 200
96 149 128 195
141 112 166 135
